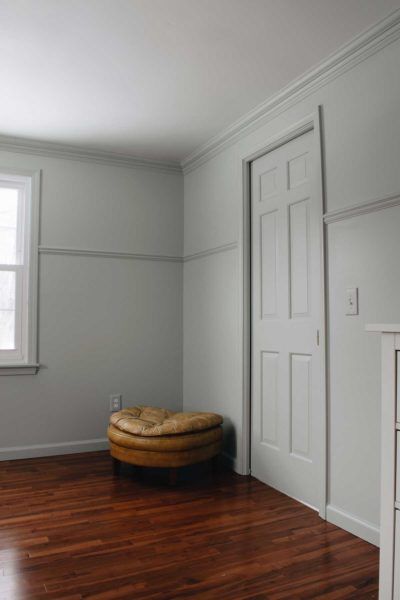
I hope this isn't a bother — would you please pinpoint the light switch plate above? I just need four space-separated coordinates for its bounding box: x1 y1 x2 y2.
110 394 122 412
346 287 359 315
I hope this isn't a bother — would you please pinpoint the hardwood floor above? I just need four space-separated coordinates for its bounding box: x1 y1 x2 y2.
0 452 378 599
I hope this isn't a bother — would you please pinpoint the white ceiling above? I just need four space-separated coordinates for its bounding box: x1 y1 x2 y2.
1 0 399 163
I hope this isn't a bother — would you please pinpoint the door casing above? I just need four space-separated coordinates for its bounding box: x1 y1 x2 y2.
239 107 327 517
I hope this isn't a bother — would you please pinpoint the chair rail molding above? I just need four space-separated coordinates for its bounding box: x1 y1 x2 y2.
183 241 238 262
323 192 400 224
181 8 400 174
39 246 182 263
40 243 239 263
0 135 182 174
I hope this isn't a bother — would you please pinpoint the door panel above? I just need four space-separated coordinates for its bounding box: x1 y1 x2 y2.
289 199 310 317
260 211 278 318
261 351 279 448
251 130 323 509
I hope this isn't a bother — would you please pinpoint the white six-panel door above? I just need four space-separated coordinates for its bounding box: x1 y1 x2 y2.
250 130 323 510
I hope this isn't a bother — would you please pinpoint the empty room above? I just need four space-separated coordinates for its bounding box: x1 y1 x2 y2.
1 1 400 598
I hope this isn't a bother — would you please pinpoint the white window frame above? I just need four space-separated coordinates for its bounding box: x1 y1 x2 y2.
0 168 41 375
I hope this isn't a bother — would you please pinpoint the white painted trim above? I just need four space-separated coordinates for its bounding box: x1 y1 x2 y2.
315 106 328 520
0 363 39 375
28 170 41 368
0 135 182 174
183 242 238 262
366 324 400 333
39 246 182 263
241 119 314 165
0 438 109 461
39 243 239 263
0 167 41 371
326 504 380 547
241 115 319 480
181 9 400 173
239 156 251 477
323 192 400 224
241 110 327 517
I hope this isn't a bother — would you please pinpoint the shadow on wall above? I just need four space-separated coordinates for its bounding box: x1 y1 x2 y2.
222 418 236 460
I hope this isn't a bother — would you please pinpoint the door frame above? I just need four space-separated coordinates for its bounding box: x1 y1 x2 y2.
239 107 327 517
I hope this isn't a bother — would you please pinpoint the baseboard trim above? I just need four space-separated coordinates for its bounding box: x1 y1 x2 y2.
326 504 380 547
0 438 109 461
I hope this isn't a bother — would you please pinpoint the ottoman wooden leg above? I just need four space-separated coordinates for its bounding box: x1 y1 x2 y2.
168 467 178 486
112 457 121 476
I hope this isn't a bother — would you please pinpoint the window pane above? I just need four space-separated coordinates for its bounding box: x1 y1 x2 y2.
0 271 16 349
0 310 15 349
0 188 19 264
0 271 15 309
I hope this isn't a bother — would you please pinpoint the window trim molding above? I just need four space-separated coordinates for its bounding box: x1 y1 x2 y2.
0 364 40 375
0 167 41 375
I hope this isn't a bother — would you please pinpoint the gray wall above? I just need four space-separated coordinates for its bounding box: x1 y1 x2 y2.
183 37 400 544
0 151 183 457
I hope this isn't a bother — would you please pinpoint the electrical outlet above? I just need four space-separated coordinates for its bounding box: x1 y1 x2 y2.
110 394 122 412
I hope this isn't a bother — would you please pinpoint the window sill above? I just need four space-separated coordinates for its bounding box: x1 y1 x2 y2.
0 364 40 376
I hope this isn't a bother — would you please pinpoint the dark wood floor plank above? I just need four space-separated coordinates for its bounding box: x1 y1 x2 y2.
0 451 378 599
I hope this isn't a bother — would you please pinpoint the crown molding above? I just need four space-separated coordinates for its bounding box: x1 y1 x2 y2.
323 192 400 224
181 9 400 174
0 135 182 175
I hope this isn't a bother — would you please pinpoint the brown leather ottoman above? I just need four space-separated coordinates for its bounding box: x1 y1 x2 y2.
108 406 223 484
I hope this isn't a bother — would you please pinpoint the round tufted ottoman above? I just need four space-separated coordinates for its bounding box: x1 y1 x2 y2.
108 406 223 484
